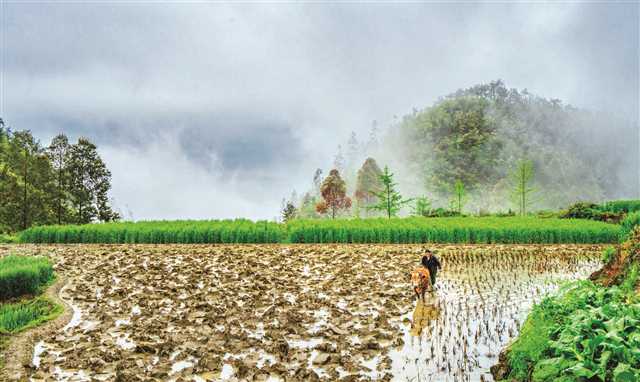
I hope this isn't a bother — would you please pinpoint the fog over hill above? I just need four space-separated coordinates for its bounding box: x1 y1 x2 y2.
1 2 637 219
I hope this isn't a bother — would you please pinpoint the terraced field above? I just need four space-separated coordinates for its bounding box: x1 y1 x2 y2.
1 244 603 381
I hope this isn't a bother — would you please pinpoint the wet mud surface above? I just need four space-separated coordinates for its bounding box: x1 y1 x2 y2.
1 244 602 381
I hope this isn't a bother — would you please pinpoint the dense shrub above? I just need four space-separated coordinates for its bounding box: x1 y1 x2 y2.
559 202 624 223
0 256 54 300
600 200 640 214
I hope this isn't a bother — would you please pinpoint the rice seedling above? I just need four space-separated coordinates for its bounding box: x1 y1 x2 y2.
0 297 61 333
287 217 620 244
19 219 285 244
18 217 620 244
0 256 54 300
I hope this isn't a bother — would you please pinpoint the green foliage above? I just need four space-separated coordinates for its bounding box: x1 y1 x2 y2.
507 281 640 382
403 95 502 195
400 80 634 210
354 158 384 215
0 234 18 244
0 256 54 300
450 179 468 214
621 212 640 241
509 159 538 215
287 217 619 244
367 166 412 219
0 297 62 333
0 123 118 233
602 246 616 264
20 219 285 244
600 200 640 214
411 196 432 217
19 217 620 244
560 201 625 224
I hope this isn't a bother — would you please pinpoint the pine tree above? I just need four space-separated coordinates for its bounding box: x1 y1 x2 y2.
367 166 412 218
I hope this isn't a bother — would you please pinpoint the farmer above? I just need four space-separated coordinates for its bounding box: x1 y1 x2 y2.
421 249 441 288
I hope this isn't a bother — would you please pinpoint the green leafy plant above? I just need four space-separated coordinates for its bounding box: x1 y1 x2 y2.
0 255 54 300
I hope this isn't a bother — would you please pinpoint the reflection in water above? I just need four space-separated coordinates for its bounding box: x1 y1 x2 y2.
409 298 441 338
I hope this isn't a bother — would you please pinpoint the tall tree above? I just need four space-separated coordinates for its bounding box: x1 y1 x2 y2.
367 166 412 219
347 131 359 166
67 138 119 224
509 159 537 215
48 134 71 224
354 158 384 216
316 169 351 219
333 145 346 174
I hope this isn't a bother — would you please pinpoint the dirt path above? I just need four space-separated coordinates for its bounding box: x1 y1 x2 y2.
1 277 72 382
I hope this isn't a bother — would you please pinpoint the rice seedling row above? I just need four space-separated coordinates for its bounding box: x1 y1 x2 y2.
19 217 620 244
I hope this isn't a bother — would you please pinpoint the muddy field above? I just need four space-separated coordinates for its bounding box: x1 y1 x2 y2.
1 244 603 381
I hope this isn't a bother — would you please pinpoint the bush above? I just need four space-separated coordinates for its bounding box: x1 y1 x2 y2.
0 256 54 300
560 202 624 223
601 246 616 264
600 200 640 214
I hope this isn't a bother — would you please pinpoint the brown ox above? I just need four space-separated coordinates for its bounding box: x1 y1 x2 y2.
410 267 432 300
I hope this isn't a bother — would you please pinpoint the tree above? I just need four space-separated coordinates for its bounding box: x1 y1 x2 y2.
333 145 345 174
281 201 297 222
412 196 432 217
367 166 412 219
450 179 468 214
347 131 360 167
509 159 538 215
354 158 384 216
312 168 323 195
48 134 71 224
67 138 119 224
316 169 352 219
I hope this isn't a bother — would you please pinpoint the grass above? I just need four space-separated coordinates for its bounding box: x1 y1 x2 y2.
287 217 620 244
0 297 62 334
0 234 17 244
0 256 55 300
600 200 640 214
19 219 284 244
18 217 621 244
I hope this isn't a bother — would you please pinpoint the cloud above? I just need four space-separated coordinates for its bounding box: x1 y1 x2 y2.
2 2 638 219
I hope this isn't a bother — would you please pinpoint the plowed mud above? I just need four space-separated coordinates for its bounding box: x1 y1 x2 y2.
2 244 602 381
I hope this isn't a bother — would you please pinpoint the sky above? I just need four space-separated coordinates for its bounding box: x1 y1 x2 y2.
1 2 638 220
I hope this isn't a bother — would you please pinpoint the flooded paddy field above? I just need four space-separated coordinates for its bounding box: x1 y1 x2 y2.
2 244 603 381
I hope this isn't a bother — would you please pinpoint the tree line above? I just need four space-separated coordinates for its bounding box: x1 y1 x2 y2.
0 118 119 233
282 155 538 221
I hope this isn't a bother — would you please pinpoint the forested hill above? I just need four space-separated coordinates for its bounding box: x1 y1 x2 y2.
387 80 638 211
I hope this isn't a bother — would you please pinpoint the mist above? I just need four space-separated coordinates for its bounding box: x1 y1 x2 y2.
1 2 638 219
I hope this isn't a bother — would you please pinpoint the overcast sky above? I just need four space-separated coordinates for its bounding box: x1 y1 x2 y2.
1 2 638 220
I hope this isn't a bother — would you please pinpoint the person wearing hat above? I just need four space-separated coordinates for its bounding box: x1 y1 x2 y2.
421 249 441 288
